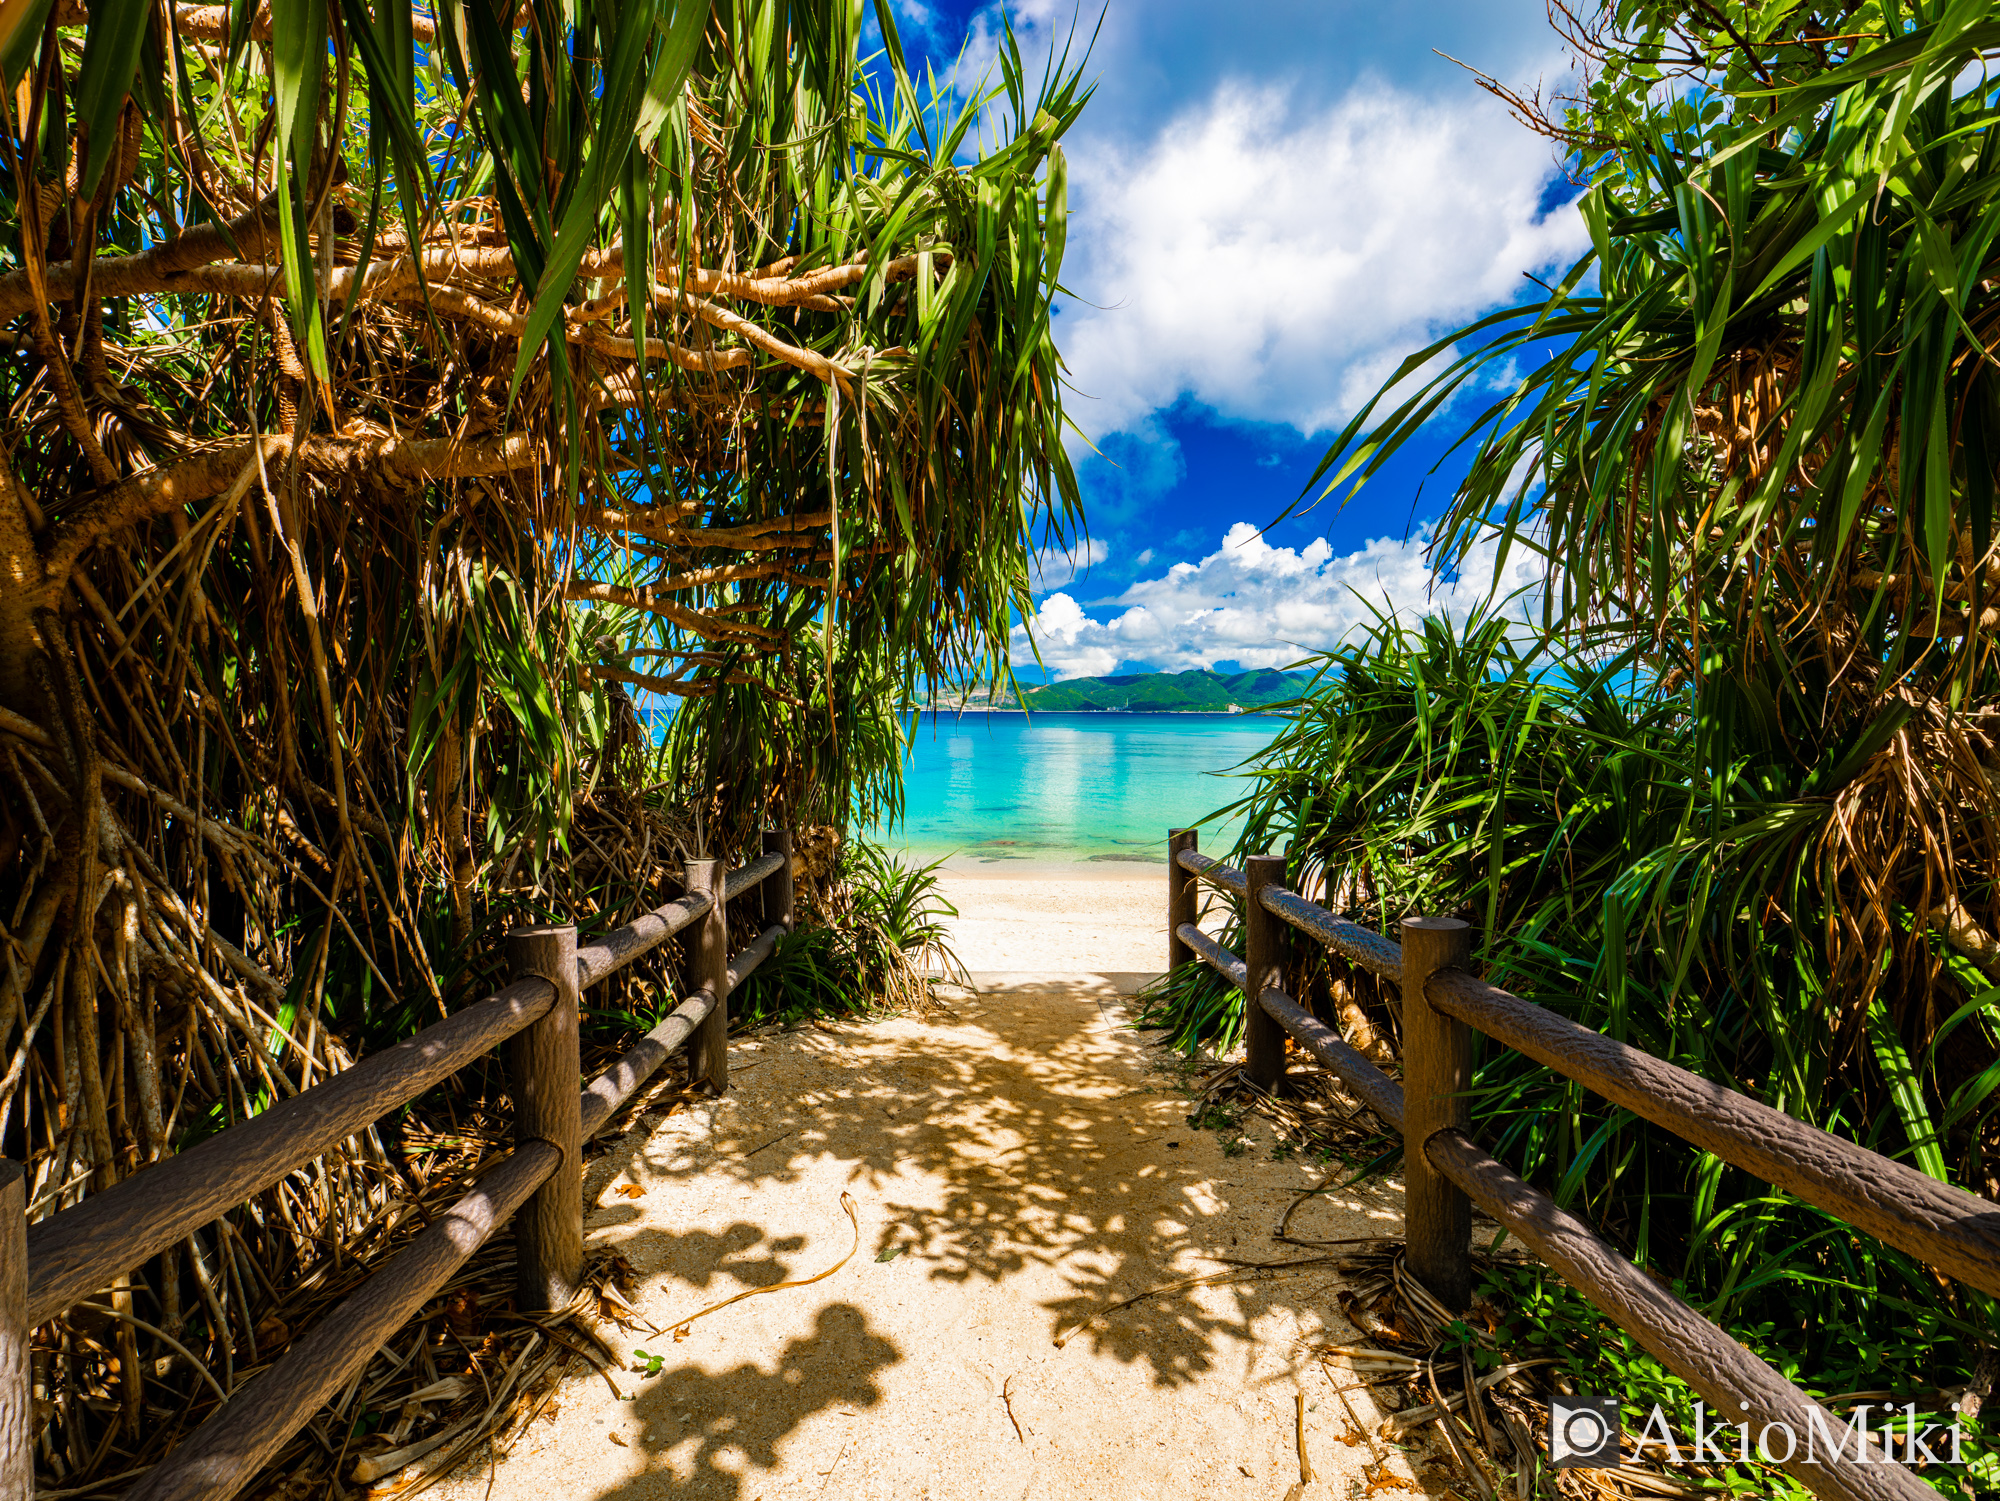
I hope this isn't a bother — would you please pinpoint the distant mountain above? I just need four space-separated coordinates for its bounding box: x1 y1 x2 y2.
1020 667 1308 712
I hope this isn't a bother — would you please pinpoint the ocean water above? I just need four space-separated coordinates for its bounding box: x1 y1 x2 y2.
870 712 1281 868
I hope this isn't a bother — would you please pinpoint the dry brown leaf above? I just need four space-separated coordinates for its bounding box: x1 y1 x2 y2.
443 1289 481 1338
1361 1460 1424 1495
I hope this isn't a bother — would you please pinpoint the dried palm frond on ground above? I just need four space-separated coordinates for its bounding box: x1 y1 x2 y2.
237 1240 633 1501
1171 1051 1401 1170
1315 1241 1704 1501
1319 1240 1974 1501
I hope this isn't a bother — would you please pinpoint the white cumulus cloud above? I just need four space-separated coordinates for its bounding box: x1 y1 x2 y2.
1058 78 1590 441
1018 591 1124 680
1016 522 1544 679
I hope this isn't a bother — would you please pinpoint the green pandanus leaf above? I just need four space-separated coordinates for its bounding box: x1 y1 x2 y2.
1868 996 1949 1183
266 0 329 378
0 0 55 91
509 0 710 404
71 0 150 197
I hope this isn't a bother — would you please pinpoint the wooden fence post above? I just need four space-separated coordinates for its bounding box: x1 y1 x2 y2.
763 827 795 931
1243 854 1289 1091
1401 915 1475 1311
1167 828 1197 973
686 858 729 1093
1 1160 29 1501
506 925 583 1313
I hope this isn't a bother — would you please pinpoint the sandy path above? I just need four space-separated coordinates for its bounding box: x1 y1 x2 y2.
438 878 1429 1501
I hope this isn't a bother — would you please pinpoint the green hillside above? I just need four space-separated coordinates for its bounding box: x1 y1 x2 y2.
1020 667 1306 712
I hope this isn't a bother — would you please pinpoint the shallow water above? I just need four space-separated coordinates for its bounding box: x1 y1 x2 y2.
869 711 1280 868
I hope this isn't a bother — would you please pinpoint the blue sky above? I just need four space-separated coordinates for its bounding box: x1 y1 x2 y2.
887 0 1589 682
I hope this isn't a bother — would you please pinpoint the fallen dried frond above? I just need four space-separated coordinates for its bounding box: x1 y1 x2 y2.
663 1192 861 1342
1317 1242 1711 1501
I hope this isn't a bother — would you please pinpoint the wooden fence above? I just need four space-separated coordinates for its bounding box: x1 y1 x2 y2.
0 830 798 1501
1166 827 2000 1501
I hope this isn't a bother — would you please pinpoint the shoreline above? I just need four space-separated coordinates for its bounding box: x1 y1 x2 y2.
914 706 1285 718
906 848 1171 878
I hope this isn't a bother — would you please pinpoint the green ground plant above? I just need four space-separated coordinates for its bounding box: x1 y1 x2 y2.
735 836 963 1027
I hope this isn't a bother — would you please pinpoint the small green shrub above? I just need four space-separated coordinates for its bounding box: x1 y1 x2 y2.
844 840 964 1008
733 926 871 1029
1134 959 1246 1056
735 837 964 1026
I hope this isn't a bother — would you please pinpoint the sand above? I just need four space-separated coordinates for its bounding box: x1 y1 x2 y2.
934 871 1164 982
434 874 1432 1501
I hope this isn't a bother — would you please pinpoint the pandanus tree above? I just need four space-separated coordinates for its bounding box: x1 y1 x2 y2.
1313 0 2000 1128
0 0 1083 1479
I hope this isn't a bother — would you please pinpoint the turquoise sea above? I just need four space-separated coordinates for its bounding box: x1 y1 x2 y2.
870 712 1281 869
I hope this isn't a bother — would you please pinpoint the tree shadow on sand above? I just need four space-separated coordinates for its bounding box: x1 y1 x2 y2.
596 1303 897 1501
596 976 1402 1398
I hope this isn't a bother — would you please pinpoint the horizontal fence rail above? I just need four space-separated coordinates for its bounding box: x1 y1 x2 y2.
1175 922 1245 989
2 828 799 1501
1420 967 2000 1298
23 977 558 1328
1254 883 1405 981
727 924 788 992
578 990 719 1139
724 850 788 901
1176 847 1246 897
126 1143 565 1501
574 889 711 989
1163 827 1951 1501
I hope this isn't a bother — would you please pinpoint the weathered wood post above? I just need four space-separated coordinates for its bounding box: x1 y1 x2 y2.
686 858 729 1093
1167 828 1197 973
1243 853 1289 1091
1400 915 1475 1311
1 1160 29 1500
763 827 795 932
506 925 583 1312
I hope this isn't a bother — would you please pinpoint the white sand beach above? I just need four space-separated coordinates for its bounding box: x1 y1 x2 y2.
934 869 1163 980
